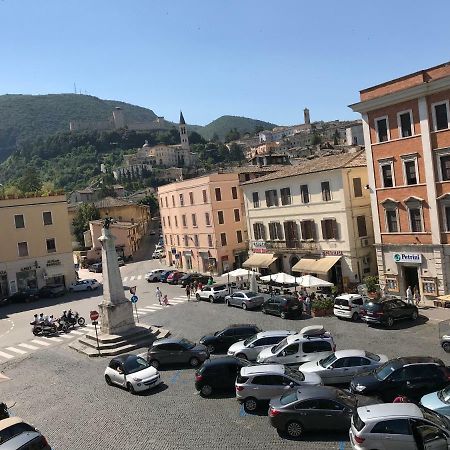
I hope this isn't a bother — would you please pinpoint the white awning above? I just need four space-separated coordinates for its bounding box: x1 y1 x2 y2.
292 256 341 274
242 253 278 269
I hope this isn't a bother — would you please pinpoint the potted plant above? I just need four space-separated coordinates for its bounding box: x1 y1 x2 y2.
311 297 334 317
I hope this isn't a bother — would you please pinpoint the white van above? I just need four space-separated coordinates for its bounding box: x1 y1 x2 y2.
333 294 367 321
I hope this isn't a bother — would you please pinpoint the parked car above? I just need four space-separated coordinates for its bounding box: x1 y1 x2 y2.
196 284 229 303
145 269 167 282
0 417 51 450
225 290 265 310
421 385 450 418
269 386 380 438
179 273 209 288
350 356 450 402
104 354 161 394
147 338 209 369
38 284 66 298
167 271 186 285
199 324 262 354
227 330 296 361
6 290 39 303
152 249 165 259
334 294 368 321
349 403 450 450
195 356 253 397
256 325 335 366
68 279 101 292
88 262 102 273
361 298 419 328
261 295 302 319
235 364 322 412
160 270 176 283
300 350 388 384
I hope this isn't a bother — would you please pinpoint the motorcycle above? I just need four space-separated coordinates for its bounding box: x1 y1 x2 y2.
0 401 15 420
63 311 86 328
30 321 58 336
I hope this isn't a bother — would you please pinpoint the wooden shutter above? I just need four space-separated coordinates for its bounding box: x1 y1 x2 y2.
332 220 339 239
321 220 326 239
300 221 306 240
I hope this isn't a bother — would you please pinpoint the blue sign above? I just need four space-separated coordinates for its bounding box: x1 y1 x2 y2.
131 295 138 304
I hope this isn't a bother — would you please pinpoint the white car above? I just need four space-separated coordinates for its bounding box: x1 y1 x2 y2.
195 284 230 303
152 250 165 259
68 279 100 292
334 294 368 321
104 354 162 394
145 269 167 282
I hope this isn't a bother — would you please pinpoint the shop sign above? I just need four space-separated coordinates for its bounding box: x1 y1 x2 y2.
46 259 61 267
251 241 267 253
322 250 343 257
21 266 33 272
393 253 422 264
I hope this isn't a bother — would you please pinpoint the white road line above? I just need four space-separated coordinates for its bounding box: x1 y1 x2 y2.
151 303 163 307
173 297 187 301
123 276 129 282
6 347 27 355
31 339 51 347
59 334 74 339
0 351 14 359
137 275 142 280
85 324 95 328
47 337 62 343
70 330 84 335
130 276 136 281
170 299 186 303
137 310 149 314
18 343 39 350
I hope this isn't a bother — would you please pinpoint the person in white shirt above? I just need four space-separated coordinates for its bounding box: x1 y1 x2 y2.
155 287 163 305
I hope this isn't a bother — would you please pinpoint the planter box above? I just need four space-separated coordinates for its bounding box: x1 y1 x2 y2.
311 308 333 317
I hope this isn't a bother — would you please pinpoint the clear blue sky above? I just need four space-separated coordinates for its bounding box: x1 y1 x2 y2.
1 0 449 126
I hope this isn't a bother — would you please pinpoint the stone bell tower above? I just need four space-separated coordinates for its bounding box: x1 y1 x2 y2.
179 111 190 151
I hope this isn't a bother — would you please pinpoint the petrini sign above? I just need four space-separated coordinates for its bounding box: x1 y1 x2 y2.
393 253 422 264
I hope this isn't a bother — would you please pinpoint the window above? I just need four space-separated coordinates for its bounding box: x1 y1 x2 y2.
170 235 173 245
43 211 53 225
179 193 184 206
357 216 367 237
386 209 399 232
162 217 166 227
234 208 240 222
302 341 332 353
172 195 175 207
280 187 291 205
253 223 266 240
283 343 299 355
193 235 199 247
353 178 362 198
433 101 449 131
167 216 171 227
202 189 208 203
398 110 413 138
182 214 187 227
409 207 423 232
300 184 310 203
321 219 338 239
218 211 224 224
403 158 418 185
265 189 279 207
268 222 284 240
208 235 213 247
14 214 25 229
445 206 450 232
380 161 394 187
177 235 180 246
252 192 260 208
371 419 410 435
215 187 222 201
183 235 189 246
191 214 197 227
300 220 315 240
174 216 178 227
189 192 194 205
440 154 450 181
321 181 331 201
375 116 389 142
231 186 238 199
220 233 227 246
18 241 28 257
284 221 299 244
165 197 168 208
236 230 243 243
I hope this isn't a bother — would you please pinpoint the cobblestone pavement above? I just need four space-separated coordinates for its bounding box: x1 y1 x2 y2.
1 298 449 450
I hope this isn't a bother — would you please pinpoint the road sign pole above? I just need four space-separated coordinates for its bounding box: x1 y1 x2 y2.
93 321 100 356
134 303 139 323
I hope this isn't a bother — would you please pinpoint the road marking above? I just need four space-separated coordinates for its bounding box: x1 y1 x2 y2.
123 276 129 282
70 330 84 335
85 324 95 328
31 339 51 347
0 351 14 359
170 299 186 304
18 343 38 350
137 275 142 280
151 303 163 307
47 337 62 343
169 371 181 384
137 310 149 314
130 276 136 281
5 347 27 355
59 334 74 339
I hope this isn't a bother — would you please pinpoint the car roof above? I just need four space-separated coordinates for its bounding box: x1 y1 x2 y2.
286 332 330 344
110 353 140 363
241 364 285 376
153 338 187 345
357 403 423 421
226 324 258 329
335 294 362 300
296 386 342 401
0 431 42 448
0 417 24 431
256 330 296 338
234 290 258 295
202 356 241 366
390 356 444 367
334 349 368 358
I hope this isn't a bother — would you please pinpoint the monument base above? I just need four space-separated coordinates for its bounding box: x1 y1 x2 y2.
69 324 171 357
99 300 135 335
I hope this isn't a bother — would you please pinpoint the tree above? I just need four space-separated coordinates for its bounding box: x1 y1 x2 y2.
15 167 41 193
225 128 240 142
254 125 264 134
312 130 322 145
333 129 340 145
228 143 245 162
72 203 100 247
138 195 159 215
211 133 220 143
188 131 206 145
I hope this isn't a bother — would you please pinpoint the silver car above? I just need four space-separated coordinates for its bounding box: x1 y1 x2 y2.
301 349 388 384
227 330 296 361
225 290 265 310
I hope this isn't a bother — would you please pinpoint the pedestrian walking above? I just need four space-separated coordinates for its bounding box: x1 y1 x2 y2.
304 295 311 316
207 276 214 286
156 286 162 305
406 286 413 305
414 288 421 306
185 284 191 302
162 294 169 306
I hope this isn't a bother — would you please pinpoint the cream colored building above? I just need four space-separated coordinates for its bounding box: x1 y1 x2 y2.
0 194 76 296
241 151 376 291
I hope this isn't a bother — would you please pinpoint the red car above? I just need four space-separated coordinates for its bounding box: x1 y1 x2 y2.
167 271 186 285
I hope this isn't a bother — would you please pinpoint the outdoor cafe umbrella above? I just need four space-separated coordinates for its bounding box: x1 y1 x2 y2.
260 272 298 284
296 274 333 288
221 268 261 293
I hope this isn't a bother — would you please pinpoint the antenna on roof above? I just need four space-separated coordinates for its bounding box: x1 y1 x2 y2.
73 82 77 94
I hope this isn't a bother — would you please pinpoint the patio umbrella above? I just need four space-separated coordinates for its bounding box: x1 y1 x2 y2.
297 274 333 288
221 268 261 293
260 272 298 285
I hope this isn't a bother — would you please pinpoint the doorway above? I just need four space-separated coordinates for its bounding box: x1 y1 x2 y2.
403 266 419 293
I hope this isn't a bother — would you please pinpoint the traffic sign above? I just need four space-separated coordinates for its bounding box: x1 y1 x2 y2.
90 310 99 322
131 295 138 304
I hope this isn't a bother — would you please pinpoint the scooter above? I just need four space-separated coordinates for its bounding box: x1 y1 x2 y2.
30 321 58 336
0 401 15 420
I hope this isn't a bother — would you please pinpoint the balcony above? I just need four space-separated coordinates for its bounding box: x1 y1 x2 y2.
265 240 321 252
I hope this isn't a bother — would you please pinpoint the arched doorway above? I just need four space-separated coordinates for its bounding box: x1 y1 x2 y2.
289 256 299 274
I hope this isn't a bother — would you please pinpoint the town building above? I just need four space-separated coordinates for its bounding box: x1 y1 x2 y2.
350 61 450 298
0 194 76 297
240 151 376 290
346 122 364 146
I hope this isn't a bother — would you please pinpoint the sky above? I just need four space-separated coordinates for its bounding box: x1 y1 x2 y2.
1 0 449 126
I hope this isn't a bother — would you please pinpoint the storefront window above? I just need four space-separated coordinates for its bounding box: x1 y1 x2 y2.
16 270 37 291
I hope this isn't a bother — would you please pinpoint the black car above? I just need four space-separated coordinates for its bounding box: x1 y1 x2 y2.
261 295 302 319
7 290 39 303
160 270 176 283
199 324 262 354
195 356 253 397
38 284 65 298
179 273 210 288
350 356 450 402
361 299 418 327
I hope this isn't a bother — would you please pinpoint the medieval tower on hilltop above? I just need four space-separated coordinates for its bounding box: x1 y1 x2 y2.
179 111 190 151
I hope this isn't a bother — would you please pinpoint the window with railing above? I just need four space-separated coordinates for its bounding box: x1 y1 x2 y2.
321 219 338 239
300 220 316 240
284 221 299 246
268 222 283 240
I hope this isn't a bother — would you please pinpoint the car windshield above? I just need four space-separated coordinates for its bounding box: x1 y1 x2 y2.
421 406 450 431
437 386 450 404
319 353 337 368
286 366 305 382
244 334 258 346
280 390 298 405
365 351 380 362
272 337 288 354
179 339 195 349
375 361 396 380
124 356 149 374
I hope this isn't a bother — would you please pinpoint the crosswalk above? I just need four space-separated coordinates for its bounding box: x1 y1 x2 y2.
0 295 188 363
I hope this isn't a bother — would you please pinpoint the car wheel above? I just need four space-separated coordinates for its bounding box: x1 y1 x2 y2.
280 312 287 319
105 375 113 386
196 294 201 301
236 353 247 360
411 310 418 321
386 316 394 328
209 296 215 303
206 344 215 354
443 342 450 353
189 357 200 367
149 359 160 369
200 384 213 397
242 303 248 311
286 420 304 438
352 312 359 322
127 382 136 395
244 397 258 412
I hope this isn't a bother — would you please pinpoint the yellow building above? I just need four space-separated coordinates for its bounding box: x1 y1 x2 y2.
0 194 76 297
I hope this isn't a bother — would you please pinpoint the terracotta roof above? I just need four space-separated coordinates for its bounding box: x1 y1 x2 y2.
241 151 366 185
229 165 289 174
94 197 133 209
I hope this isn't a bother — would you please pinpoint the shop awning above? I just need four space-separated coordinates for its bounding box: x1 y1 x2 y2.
44 266 65 278
292 256 341 274
242 253 278 269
